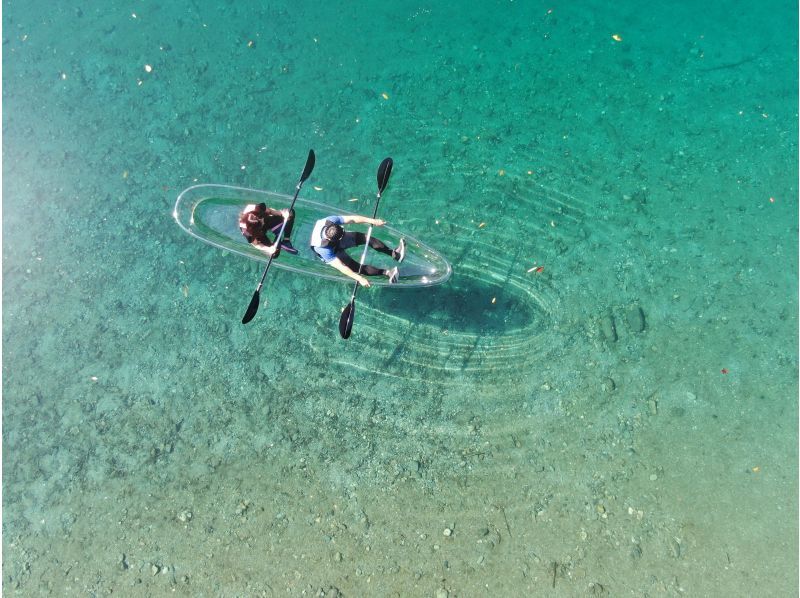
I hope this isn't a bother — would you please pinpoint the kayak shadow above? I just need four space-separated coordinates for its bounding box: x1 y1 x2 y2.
373 271 539 335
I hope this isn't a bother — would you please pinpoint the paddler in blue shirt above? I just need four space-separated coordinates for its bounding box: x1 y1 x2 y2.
239 202 298 257
310 215 405 287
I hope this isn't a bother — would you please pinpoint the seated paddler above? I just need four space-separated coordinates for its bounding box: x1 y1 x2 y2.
309 214 405 287
238 202 297 257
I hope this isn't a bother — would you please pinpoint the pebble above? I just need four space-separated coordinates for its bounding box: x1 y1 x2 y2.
648 398 658 416
599 313 617 342
669 537 682 558
443 527 452 537
626 305 646 332
436 589 449 598
649 473 658 481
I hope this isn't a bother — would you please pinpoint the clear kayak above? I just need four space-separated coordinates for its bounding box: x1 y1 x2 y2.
173 184 452 288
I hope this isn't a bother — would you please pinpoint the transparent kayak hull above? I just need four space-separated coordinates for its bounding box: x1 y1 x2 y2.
173 184 452 288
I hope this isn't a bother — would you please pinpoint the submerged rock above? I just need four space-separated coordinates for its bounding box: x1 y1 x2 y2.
626 305 646 333
599 313 617 342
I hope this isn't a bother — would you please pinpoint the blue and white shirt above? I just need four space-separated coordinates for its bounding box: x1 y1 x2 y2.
309 215 344 263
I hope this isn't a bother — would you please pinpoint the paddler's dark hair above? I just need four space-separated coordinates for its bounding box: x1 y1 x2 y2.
323 223 344 244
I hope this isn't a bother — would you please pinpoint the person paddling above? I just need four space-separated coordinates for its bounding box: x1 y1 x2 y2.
238 203 298 257
310 215 405 287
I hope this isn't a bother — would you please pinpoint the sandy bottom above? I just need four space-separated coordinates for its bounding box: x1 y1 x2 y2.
3 1 797 596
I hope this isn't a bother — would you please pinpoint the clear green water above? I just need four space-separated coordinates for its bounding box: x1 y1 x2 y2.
3 1 797 595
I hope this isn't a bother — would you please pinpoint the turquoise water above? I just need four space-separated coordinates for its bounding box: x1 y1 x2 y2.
3 1 797 595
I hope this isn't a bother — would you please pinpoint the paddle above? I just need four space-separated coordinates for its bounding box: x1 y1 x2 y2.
338 157 393 339
241 149 315 324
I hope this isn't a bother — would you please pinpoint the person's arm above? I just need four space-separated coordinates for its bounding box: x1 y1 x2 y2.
341 215 385 226
251 239 278 256
265 207 291 220
329 257 370 287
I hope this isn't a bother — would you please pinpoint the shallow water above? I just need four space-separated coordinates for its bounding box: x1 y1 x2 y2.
3 1 797 595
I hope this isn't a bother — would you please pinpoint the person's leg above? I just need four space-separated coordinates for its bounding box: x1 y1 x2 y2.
335 250 386 276
267 210 295 238
351 232 402 260
283 209 295 240
268 210 297 252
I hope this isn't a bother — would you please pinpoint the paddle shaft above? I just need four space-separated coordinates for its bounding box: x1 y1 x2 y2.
339 157 393 339
254 182 303 293
347 192 384 301
242 149 315 324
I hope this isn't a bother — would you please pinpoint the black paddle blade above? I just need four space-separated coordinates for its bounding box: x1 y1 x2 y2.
301 149 315 182
242 290 261 324
339 302 355 339
377 157 393 194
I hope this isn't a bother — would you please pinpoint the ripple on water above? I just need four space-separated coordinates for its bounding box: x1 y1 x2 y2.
321 179 611 385
326 258 559 383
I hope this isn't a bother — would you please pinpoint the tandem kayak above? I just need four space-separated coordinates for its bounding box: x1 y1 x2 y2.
173 184 452 288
